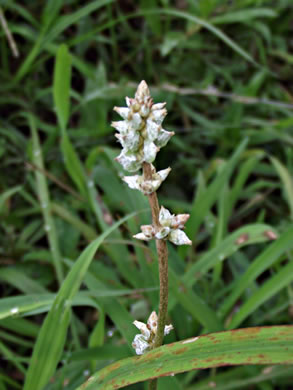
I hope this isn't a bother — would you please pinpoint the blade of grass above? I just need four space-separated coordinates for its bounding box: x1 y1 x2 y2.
219 225 293 320
270 156 293 219
181 138 248 258
228 258 293 329
53 44 71 132
182 223 276 288
77 326 293 389
23 211 137 390
29 114 64 284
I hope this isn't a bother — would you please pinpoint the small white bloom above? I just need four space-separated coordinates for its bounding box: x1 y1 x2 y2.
141 224 155 239
129 113 143 131
133 320 151 339
140 104 150 117
143 140 158 163
169 229 192 246
111 120 128 135
132 334 150 355
132 311 173 355
133 232 152 241
170 214 190 229
116 151 141 172
154 167 171 182
156 129 174 147
159 206 173 227
123 166 171 195
113 106 131 120
147 311 158 333
135 80 150 102
164 324 174 335
122 175 141 191
146 120 160 141
152 102 166 111
151 108 167 125
155 226 170 239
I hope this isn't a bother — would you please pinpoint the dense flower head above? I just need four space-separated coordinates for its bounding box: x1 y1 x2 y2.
132 311 173 355
112 81 174 172
133 206 192 246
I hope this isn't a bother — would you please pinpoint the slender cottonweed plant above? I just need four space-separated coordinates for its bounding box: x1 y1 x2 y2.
112 80 191 387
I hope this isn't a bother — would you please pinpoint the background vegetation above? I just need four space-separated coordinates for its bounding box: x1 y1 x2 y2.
1 0 293 389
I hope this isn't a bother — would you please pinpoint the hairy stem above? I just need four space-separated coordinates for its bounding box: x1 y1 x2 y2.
143 162 169 390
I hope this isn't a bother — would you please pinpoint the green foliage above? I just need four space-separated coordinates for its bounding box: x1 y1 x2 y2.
1 1 293 389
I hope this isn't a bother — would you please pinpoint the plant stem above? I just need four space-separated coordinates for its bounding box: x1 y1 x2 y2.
143 162 169 390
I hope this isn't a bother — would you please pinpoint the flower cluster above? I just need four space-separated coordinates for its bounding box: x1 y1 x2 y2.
134 206 192 246
113 81 192 246
123 164 171 195
132 311 173 355
112 80 174 173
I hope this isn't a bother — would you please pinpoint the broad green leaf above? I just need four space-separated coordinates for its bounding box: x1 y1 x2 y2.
23 211 137 390
77 326 293 389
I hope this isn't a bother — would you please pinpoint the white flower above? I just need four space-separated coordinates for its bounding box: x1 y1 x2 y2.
123 166 171 195
132 334 150 355
169 229 192 246
134 206 192 245
132 311 173 355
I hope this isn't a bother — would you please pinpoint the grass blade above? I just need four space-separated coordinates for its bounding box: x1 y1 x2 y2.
77 326 293 389
23 211 137 390
53 44 72 132
219 225 293 320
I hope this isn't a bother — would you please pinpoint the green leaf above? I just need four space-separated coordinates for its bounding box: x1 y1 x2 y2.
219 225 293 320
23 211 137 390
211 8 276 25
77 326 293 389
53 44 72 131
228 255 293 329
181 138 248 258
270 156 293 219
182 223 276 288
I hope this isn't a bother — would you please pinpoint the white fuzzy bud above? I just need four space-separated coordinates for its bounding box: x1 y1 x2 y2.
155 226 170 239
169 229 192 246
111 121 128 135
133 232 152 241
132 311 174 355
143 141 159 163
132 334 150 355
123 167 171 195
133 320 151 339
152 102 166 111
122 175 141 191
170 214 190 229
151 108 167 125
113 106 131 120
156 129 174 148
146 120 160 141
164 324 174 335
159 206 173 227
116 151 141 172
141 225 155 239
